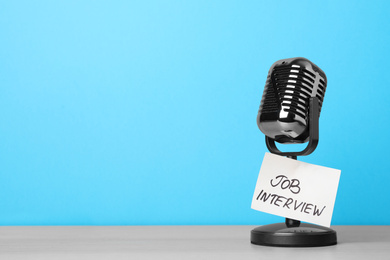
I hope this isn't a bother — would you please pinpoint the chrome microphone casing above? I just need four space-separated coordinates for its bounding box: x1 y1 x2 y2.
257 57 327 143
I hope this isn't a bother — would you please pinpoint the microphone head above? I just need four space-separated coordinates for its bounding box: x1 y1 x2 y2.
257 57 327 143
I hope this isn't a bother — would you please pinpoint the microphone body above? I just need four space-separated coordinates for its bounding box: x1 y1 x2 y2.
257 57 327 143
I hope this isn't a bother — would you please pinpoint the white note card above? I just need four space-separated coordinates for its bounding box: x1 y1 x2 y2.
251 153 341 227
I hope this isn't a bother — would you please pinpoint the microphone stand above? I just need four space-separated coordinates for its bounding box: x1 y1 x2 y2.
251 97 337 247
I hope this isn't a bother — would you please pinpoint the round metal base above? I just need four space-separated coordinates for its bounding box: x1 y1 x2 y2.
251 223 337 247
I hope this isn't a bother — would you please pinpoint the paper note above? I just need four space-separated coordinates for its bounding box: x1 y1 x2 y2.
251 153 341 227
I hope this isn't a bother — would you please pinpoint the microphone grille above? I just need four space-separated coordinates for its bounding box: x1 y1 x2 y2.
260 58 327 122
258 57 327 143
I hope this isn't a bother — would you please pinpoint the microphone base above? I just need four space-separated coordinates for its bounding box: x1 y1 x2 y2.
251 222 337 247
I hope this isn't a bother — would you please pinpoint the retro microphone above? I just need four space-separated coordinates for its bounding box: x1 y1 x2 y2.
251 57 337 247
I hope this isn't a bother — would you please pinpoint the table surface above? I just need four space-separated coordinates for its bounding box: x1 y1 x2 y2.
0 225 389 260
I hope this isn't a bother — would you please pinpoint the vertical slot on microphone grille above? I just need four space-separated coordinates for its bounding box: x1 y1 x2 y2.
261 77 279 113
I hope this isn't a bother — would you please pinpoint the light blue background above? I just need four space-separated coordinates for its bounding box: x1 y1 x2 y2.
1 0 389 225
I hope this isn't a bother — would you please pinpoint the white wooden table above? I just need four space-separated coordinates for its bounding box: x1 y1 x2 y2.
0 226 389 260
